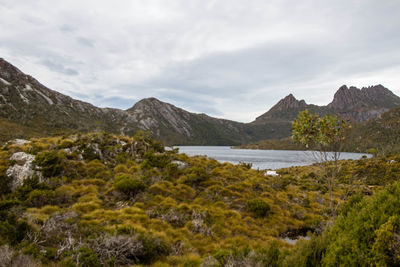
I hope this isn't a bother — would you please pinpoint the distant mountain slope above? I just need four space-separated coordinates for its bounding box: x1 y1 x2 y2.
346 106 400 153
239 106 400 153
1 58 399 146
0 58 272 145
0 58 140 137
126 97 292 145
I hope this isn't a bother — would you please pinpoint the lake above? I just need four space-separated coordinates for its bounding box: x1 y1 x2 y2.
176 146 370 170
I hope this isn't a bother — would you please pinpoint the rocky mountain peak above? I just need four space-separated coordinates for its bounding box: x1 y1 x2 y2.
328 85 364 110
127 97 194 137
268 93 307 111
276 94 307 110
127 97 171 113
254 94 308 122
328 84 400 110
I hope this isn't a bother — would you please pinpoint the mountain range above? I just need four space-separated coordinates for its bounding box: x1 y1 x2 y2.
1 58 400 145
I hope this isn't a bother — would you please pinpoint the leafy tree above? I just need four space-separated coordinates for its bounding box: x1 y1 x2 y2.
292 110 350 219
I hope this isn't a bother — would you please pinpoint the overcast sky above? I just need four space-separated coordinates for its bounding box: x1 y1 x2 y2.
1 0 400 122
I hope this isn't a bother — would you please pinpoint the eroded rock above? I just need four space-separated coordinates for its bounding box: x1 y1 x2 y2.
6 152 42 191
10 139 30 146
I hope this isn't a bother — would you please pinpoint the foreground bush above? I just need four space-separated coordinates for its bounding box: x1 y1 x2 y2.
246 198 271 218
113 174 146 197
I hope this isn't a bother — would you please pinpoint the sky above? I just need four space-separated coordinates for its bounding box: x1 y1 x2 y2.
1 0 400 122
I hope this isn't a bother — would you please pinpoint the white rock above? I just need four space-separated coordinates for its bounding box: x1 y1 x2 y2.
24 84 34 91
6 152 42 191
266 170 279 176
35 89 54 105
62 148 72 154
11 139 30 146
10 152 34 165
0 77 11 85
171 160 188 170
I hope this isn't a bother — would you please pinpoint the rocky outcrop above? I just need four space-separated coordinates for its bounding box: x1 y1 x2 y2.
127 98 193 137
6 152 42 191
327 85 400 122
10 139 30 146
269 94 307 111
256 84 400 124
255 94 310 122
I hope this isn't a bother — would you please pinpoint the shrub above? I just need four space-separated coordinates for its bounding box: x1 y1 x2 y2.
91 234 170 265
35 151 64 177
142 152 170 169
0 174 11 195
114 174 146 197
0 214 31 245
78 246 101 267
81 145 100 161
59 139 74 149
246 199 271 218
25 189 56 208
183 167 209 186
138 233 171 264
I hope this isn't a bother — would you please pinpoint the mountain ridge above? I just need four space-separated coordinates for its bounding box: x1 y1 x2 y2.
1 58 400 145
255 84 400 124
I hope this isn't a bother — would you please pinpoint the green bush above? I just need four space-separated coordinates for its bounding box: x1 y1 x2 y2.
142 152 170 169
0 174 11 195
80 145 100 161
14 176 50 201
114 174 146 197
35 151 64 177
58 139 74 149
137 233 171 264
25 189 56 208
183 167 209 186
0 214 31 245
246 199 271 218
78 246 101 267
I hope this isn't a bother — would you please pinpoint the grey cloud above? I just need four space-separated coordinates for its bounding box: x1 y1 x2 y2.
59 24 76 33
76 37 94 47
40 60 79 76
0 0 399 122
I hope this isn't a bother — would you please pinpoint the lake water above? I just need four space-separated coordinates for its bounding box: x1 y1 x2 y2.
176 146 370 170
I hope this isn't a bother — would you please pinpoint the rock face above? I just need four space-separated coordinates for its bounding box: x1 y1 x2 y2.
255 84 400 124
127 98 193 137
127 97 267 145
270 94 307 111
6 152 42 191
255 94 311 122
327 85 400 122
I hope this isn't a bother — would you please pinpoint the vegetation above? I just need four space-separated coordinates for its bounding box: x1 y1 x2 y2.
285 182 400 266
292 110 350 219
234 137 306 150
0 131 400 266
237 106 400 156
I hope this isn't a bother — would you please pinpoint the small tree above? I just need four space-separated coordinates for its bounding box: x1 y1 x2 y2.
292 110 350 219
